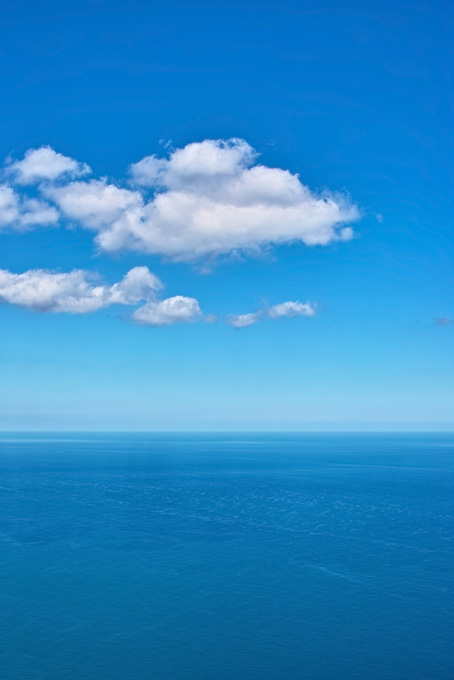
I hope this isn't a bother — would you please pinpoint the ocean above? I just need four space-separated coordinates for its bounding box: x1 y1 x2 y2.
0 432 453 679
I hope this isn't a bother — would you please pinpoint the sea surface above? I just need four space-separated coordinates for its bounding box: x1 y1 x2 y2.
0 432 453 680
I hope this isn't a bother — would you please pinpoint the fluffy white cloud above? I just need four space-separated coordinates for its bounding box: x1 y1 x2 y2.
0 266 203 327
130 138 258 189
45 180 143 229
8 146 90 184
114 138 358 259
2 139 359 260
108 266 163 304
132 295 202 326
0 266 162 314
228 300 317 328
0 185 58 230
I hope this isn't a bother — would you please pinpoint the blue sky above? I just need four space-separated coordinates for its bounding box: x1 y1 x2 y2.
0 0 452 430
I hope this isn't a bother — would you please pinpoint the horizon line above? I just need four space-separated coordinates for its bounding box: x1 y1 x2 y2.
0 429 453 435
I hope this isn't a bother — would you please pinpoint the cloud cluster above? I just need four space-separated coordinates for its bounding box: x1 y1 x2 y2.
228 300 316 329
0 266 200 326
0 266 162 314
0 264 318 330
1 139 359 261
0 140 353 331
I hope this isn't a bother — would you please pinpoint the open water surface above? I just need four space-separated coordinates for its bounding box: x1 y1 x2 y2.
0 433 453 679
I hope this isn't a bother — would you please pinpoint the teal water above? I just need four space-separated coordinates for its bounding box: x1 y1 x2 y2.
0 433 453 679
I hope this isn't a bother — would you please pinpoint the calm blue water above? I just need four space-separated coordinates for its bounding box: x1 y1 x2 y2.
0 433 453 680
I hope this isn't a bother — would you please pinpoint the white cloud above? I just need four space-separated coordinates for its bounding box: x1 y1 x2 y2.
130 138 258 189
132 296 202 326
3 139 359 260
0 266 162 314
0 266 203 327
129 155 168 188
268 300 316 319
0 185 58 230
8 146 90 184
228 300 317 328
18 198 59 228
117 138 359 259
45 179 143 229
0 186 19 227
108 266 163 304
228 312 261 329
0 263 317 331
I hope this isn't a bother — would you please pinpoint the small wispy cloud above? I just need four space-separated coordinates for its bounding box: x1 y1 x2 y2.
228 300 317 329
434 317 453 326
268 300 316 319
228 312 262 329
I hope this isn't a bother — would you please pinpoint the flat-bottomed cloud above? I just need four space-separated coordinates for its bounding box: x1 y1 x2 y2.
3 139 360 262
0 266 167 316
